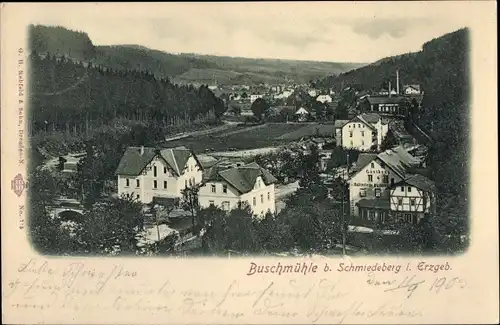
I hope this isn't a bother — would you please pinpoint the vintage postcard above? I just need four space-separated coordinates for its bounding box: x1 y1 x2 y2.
1 2 498 324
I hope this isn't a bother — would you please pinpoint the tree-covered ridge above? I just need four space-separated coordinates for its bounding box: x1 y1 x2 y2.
29 53 226 134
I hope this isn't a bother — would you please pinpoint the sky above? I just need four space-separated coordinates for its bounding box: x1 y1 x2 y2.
26 2 471 63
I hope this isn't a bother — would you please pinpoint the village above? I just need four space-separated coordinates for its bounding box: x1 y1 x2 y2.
45 68 442 256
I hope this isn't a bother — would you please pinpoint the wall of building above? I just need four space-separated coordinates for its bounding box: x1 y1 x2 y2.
349 159 403 217
117 154 202 204
241 178 276 217
341 121 375 151
390 186 431 213
199 180 241 211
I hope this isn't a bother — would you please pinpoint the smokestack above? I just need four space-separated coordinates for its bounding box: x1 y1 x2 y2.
389 81 392 98
396 70 400 95
140 146 144 155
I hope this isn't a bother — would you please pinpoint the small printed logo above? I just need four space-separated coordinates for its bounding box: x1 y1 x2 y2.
11 173 26 197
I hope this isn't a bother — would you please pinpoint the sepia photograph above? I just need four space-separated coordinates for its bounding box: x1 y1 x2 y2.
24 4 471 258
2 3 498 324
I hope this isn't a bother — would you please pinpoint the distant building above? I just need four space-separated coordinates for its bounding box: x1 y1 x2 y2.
308 89 318 97
403 84 422 95
295 107 310 122
199 162 278 216
339 113 390 151
316 94 333 103
115 146 203 204
334 119 349 145
361 96 407 116
250 94 264 103
349 146 426 219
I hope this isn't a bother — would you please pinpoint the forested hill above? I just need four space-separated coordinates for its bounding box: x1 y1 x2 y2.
29 24 364 85
316 28 469 93
29 25 217 78
29 53 225 134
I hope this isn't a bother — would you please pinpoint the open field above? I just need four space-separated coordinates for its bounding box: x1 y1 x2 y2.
163 123 326 153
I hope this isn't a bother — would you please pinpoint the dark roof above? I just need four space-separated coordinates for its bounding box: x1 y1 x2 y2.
334 119 349 128
366 96 406 105
207 162 278 194
359 113 381 124
377 146 421 178
345 115 376 131
115 147 157 176
404 84 421 91
393 174 435 192
352 153 378 173
115 146 199 176
356 197 391 210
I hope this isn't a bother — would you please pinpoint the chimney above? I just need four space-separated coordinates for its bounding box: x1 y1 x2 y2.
388 81 392 97
396 70 400 94
140 146 144 156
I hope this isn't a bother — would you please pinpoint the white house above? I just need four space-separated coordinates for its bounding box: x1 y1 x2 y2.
115 146 203 204
316 94 333 103
340 113 390 151
250 94 264 103
295 107 310 122
403 84 422 95
349 147 422 218
198 162 277 217
308 89 318 97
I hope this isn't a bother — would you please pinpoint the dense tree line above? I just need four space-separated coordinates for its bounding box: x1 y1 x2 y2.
29 53 226 134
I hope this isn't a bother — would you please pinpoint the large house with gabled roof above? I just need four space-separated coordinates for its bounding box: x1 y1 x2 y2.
348 146 431 223
339 113 391 151
198 162 278 216
115 146 203 204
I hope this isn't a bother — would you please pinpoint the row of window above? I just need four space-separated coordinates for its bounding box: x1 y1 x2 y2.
210 184 228 194
253 192 271 206
349 131 366 137
396 198 417 206
348 123 365 129
151 164 197 177
125 177 196 189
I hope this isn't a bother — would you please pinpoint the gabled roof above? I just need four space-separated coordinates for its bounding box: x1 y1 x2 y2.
359 113 381 124
208 162 278 195
366 96 406 105
115 146 200 176
352 153 378 173
343 115 377 131
377 146 422 178
404 84 421 91
392 174 435 192
295 107 309 115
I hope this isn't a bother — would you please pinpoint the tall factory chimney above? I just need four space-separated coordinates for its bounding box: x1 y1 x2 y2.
396 70 400 94
388 81 392 97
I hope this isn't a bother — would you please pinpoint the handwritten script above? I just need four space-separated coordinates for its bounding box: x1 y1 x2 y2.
3 259 468 323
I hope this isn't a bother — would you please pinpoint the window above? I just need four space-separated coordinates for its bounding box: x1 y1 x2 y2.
360 189 367 197
185 180 188 188
136 179 140 188
361 140 365 146
410 198 416 206
164 181 167 189
361 131 365 137
349 131 353 137
400 186 405 192
153 180 158 189
368 175 373 182
371 162 374 168
408 186 412 192
260 194 264 203
398 198 403 205
253 197 256 206
223 184 228 193
164 167 167 174
192 177 195 185
136 194 140 200
211 184 216 193
353 124 356 128
209 200 215 206
267 192 270 201
190 165 193 172
358 124 361 128
383 175 389 183
153 166 157 177
405 214 412 223
391 178 395 185
125 179 130 187
375 188 381 198
189 178 193 186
